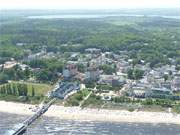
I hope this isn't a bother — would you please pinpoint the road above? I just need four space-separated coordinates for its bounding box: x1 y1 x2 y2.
8 98 56 135
79 91 92 107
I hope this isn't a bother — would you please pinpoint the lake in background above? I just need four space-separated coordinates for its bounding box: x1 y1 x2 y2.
27 14 180 19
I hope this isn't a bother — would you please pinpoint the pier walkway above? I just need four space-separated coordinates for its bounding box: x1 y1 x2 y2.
8 98 56 135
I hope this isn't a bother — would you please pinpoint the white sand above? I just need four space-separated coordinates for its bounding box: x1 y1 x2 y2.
0 101 180 124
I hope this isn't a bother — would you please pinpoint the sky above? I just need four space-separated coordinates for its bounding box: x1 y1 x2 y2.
0 0 180 10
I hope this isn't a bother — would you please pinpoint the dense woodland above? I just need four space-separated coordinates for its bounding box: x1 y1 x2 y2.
0 10 180 83
1 11 180 64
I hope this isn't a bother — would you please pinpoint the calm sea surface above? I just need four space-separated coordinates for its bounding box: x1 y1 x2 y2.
1 112 180 135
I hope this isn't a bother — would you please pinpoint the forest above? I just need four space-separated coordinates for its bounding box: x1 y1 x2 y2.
0 10 180 84
0 11 179 67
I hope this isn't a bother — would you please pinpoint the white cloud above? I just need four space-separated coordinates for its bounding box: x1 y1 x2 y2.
0 0 180 9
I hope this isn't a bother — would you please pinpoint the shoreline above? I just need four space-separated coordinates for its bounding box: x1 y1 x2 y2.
0 101 180 125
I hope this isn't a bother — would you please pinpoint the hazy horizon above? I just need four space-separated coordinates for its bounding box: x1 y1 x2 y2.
0 0 180 10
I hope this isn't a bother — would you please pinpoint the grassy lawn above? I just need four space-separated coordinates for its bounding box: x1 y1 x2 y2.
81 93 103 108
0 94 21 102
7 81 53 96
174 91 180 96
0 81 53 103
65 89 91 106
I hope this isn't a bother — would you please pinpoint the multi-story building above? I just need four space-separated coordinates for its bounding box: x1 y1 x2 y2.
172 76 180 91
85 48 101 54
85 66 100 82
63 64 77 79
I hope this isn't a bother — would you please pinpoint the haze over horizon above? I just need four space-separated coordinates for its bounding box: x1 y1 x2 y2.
0 0 180 10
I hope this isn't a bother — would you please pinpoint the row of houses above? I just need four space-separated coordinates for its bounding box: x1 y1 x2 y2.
128 77 180 99
62 48 180 94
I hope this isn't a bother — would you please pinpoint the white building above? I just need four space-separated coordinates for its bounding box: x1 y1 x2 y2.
3 61 17 69
85 48 101 54
172 76 180 91
0 64 3 70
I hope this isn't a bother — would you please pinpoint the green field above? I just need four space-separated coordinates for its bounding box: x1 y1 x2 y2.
65 89 91 106
1 81 53 96
0 81 53 103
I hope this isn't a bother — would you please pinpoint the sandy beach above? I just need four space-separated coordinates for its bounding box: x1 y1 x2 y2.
0 101 180 125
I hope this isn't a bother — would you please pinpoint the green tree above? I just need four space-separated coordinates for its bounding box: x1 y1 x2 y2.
24 67 31 79
134 69 144 80
0 73 8 84
127 69 134 79
31 86 35 97
77 64 85 73
127 69 144 80
99 65 115 75
163 75 169 82
12 83 17 96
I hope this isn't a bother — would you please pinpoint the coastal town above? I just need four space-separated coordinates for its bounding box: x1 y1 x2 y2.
0 47 180 112
1 8 180 134
0 46 180 133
